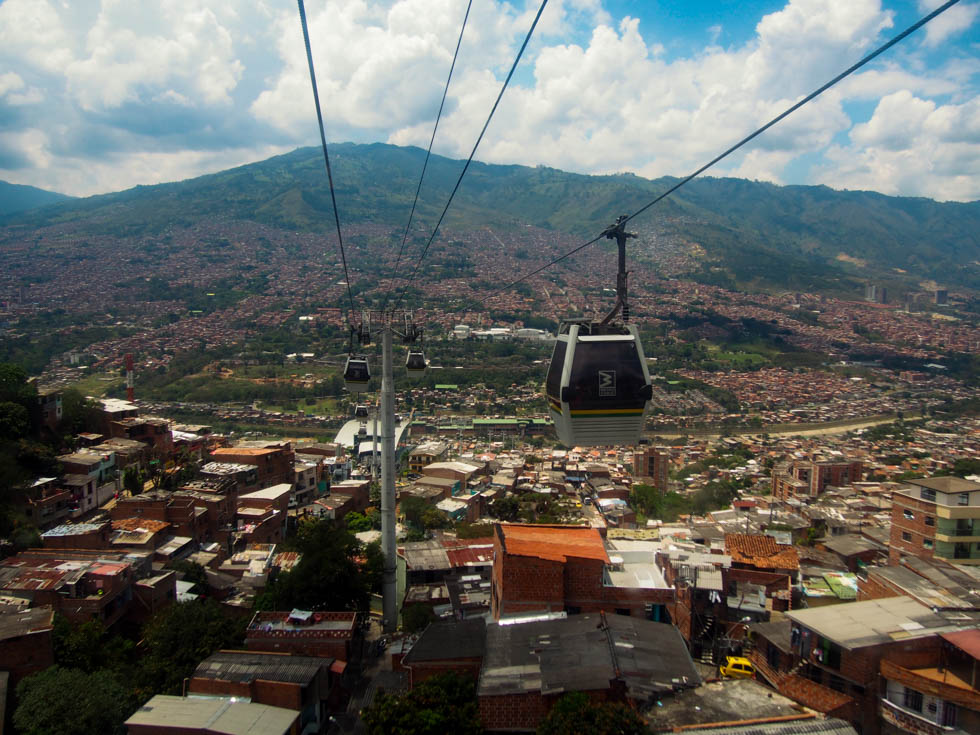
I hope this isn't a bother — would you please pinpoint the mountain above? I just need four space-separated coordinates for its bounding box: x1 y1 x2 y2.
0 180 74 216
2 144 978 290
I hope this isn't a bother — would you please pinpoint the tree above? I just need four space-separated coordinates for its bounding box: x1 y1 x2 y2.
15 666 135 735
170 559 208 593
421 507 449 530
0 401 29 440
491 495 520 522
60 388 97 436
361 672 482 735
400 495 428 529
537 692 648 735
123 466 143 496
402 604 436 634
52 615 135 675
137 599 246 697
346 511 374 532
256 520 370 612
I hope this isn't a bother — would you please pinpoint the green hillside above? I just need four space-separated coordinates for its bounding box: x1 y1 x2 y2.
3 143 978 289
0 180 73 217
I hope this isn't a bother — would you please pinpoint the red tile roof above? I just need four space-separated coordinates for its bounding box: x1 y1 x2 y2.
499 524 610 564
725 534 799 571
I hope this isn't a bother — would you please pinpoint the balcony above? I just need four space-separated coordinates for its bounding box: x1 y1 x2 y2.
880 660 979 710
880 698 955 735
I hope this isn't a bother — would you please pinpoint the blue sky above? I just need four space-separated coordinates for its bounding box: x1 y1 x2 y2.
0 0 977 201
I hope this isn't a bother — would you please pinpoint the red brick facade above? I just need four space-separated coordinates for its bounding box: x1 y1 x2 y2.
889 493 937 563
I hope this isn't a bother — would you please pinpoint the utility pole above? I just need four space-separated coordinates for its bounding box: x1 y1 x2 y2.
380 322 397 633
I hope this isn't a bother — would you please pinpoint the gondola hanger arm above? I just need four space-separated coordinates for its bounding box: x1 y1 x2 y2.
600 215 636 326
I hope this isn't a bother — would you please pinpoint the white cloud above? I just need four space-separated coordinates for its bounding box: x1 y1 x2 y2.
816 91 980 200
918 0 979 48
0 0 976 202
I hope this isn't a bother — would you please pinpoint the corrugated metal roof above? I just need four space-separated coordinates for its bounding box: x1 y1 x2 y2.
193 651 327 685
687 717 857 735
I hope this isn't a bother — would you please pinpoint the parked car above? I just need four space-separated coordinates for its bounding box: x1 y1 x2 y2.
719 656 755 679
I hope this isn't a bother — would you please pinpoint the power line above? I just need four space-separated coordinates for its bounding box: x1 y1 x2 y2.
297 0 356 318
380 0 473 315
464 0 964 312
391 0 551 313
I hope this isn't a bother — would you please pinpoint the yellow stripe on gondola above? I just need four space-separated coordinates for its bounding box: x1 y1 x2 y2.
569 408 644 416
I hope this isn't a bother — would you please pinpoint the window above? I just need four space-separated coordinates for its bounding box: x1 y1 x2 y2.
903 688 923 712
921 488 936 501
958 493 970 506
903 509 915 520
923 539 934 550
902 532 912 542
925 516 935 527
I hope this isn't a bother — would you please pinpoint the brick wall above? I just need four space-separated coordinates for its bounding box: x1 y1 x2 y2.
857 572 903 601
492 549 564 618
0 627 54 687
889 494 937 563
479 692 548 731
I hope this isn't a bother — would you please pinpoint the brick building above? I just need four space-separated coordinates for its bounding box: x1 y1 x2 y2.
478 613 700 732
210 444 296 489
21 476 73 529
110 417 174 460
0 605 55 688
40 521 111 550
189 650 346 729
125 695 299 734
401 618 486 687
772 459 863 501
111 492 206 542
879 628 980 735
408 440 447 473
246 610 358 660
779 597 980 735
0 551 137 627
490 524 673 620
889 477 980 565
632 446 670 491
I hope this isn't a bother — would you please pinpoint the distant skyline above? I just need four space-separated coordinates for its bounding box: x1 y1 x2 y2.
0 0 977 201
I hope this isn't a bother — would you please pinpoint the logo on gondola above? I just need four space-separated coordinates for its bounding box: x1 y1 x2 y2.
598 370 616 396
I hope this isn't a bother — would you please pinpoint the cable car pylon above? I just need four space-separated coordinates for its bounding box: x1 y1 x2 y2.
345 311 425 634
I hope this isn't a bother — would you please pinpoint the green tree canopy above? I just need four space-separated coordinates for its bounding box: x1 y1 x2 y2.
361 672 482 735
52 615 135 675
137 599 246 697
256 519 370 611
537 692 649 735
15 666 136 735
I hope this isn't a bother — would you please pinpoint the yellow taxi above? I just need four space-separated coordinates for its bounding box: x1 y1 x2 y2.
719 656 755 679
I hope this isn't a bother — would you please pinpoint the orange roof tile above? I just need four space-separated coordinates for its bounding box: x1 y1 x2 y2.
725 534 799 571
499 524 610 564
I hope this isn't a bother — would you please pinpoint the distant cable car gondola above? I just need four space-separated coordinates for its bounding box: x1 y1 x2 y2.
546 321 652 446
344 356 371 392
354 404 369 420
405 349 426 377
544 216 653 447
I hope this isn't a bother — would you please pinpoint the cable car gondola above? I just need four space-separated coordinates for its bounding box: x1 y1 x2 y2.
354 404 369 420
544 215 653 447
405 349 426 377
546 321 652 446
344 356 371 393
